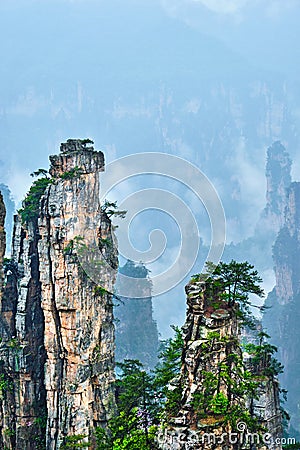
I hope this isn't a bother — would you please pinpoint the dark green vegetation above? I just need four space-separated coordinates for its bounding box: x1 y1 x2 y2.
18 169 52 225
59 166 83 180
92 261 285 448
101 201 126 220
189 261 284 432
193 260 266 328
60 434 90 449
17 165 88 226
94 328 183 450
282 443 300 449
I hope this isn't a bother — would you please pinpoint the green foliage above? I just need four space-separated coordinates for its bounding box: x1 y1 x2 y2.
81 138 94 145
94 427 112 450
63 240 74 255
60 166 83 180
8 338 21 350
33 415 47 430
116 360 158 418
3 428 15 437
99 237 112 248
154 326 184 417
195 260 265 328
94 285 109 296
30 168 50 178
101 200 127 219
18 175 52 225
95 359 159 450
154 326 183 388
244 333 283 377
191 360 261 429
63 236 87 256
60 434 90 449
95 418 158 450
191 371 218 415
210 392 229 414
283 443 300 449
0 373 12 396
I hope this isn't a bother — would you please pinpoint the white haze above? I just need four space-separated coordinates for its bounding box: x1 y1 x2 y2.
1 0 300 336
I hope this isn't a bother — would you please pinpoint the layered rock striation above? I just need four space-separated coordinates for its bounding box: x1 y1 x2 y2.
0 139 118 449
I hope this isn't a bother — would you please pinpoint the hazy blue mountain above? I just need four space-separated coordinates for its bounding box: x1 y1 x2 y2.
115 260 159 370
263 182 300 437
1 1 300 338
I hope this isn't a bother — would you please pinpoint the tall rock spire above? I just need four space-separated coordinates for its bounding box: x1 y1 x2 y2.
264 182 300 436
158 278 282 449
262 141 292 232
0 139 118 449
0 192 5 292
39 139 118 448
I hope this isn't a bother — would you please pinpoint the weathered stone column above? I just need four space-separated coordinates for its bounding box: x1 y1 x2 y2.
38 140 118 449
0 140 118 450
0 192 5 292
158 279 282 450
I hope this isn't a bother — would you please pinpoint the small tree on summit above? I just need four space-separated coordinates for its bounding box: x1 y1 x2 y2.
195 260 265 328
30 168 50 178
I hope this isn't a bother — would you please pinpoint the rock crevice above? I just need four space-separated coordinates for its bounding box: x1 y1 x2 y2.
0 140 118 449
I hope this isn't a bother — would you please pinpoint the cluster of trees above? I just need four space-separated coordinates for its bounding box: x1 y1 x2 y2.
87 261 285 449
94 325 183 450
59 328 182 450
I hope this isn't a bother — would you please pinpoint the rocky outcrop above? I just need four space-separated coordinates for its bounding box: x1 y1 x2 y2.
0 139 118 449
158 279 282 450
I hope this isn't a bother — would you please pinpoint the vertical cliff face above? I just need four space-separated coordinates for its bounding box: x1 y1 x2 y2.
261 141 292 233
0 192 5 291
5 214 47 449
0 194 21 450
39 140 117 448
264 182 300 436
178 281 240 430
0 140 118 449
158 279 282 450
273 183 300 305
